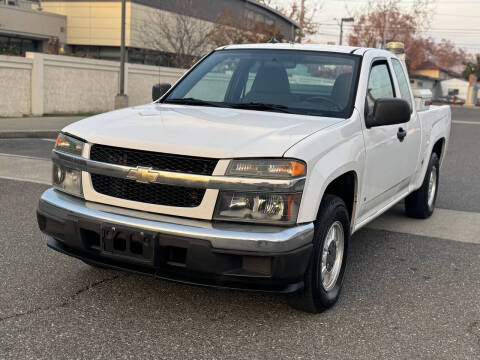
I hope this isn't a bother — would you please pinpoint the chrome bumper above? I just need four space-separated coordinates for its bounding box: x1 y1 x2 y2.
38 189 314 253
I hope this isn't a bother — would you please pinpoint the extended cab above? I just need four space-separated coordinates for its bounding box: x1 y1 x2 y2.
37 44 451 313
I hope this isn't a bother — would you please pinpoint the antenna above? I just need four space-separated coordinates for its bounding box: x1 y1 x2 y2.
267 34 279 44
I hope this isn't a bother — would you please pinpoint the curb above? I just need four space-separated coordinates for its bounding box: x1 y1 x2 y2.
0 131 59 139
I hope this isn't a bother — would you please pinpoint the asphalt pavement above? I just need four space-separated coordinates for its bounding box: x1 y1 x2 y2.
0 107 479 359
0 116 83 139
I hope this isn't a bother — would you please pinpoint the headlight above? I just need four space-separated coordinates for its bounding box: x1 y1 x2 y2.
226 159 306 178
52 164 83 197
215 159 305 225
55 133 85 156
214 192 301 225
52 133 85 197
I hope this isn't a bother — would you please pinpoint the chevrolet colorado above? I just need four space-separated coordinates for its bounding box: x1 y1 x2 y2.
37 44 451 313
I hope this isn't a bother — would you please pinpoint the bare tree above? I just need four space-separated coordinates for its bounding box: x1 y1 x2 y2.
348 0 468 72
133 0 214 68
257 0 321 42
210 9 283 47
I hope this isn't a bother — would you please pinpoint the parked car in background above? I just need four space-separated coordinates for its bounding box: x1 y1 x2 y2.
436 95 466 106
37 44 451 313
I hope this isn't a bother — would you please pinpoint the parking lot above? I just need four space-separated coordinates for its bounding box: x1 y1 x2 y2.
0 107 479 359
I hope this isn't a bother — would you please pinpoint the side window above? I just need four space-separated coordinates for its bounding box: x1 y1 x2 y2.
392 58 413 112
366 61 395 116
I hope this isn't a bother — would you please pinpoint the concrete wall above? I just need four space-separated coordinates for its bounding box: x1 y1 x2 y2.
42 55 120 114
0 55 32 117
0 52 184 117
127 63 183 106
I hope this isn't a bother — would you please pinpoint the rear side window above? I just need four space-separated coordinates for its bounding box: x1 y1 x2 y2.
366 61 395 115
392 58 413 111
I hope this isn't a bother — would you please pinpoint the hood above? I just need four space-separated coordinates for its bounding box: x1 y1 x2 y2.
62 104 343 159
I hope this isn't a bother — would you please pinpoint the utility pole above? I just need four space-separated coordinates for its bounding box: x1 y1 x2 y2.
115 0 128 109
339 17 354 46
381 0 390 48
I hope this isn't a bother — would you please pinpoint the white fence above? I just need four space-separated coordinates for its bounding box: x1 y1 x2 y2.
0 53 185 117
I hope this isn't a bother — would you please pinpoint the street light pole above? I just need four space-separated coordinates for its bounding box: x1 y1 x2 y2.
339 17 354 46
119 0 126 95
115 0 128 109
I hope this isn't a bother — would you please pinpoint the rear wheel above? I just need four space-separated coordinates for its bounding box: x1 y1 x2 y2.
405 152 439 219
288 194 350 313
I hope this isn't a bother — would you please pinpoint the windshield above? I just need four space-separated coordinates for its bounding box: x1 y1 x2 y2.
164 49 361 118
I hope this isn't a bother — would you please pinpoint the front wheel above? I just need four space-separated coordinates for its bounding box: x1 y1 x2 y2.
288 194 350 313
405 152 440 219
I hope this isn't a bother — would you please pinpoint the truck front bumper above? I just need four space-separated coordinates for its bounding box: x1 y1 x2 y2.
37 189 314 293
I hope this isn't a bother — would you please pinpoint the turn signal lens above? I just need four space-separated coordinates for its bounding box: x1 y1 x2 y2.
55 133 85 156
226 159 306 178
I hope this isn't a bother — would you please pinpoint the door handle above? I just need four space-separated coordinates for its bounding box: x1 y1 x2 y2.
397 127 407 142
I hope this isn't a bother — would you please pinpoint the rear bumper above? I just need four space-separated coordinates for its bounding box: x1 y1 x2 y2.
37 189 314 292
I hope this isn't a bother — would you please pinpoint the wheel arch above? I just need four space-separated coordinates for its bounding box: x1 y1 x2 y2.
303 170 359 233
322 171 358 232
432 137 446 166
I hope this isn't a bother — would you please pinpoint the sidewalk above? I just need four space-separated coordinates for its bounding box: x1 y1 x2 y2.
0 116 84 138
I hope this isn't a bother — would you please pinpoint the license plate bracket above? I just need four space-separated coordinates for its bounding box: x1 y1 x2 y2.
101 225 155 265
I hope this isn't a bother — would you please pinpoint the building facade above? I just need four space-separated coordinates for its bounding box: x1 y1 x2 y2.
40 0 300 66
0 0 67 55
411 61 463 100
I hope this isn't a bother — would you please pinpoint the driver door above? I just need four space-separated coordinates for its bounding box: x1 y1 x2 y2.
359 59 413 218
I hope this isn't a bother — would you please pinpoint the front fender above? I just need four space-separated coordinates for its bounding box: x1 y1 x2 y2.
284 111 365 224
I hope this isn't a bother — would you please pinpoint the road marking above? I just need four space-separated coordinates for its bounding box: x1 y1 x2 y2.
452 120 480 125
0 138 56 141
0 154 51 184
367 205 480 245
0 175 50 185
0 152 47 161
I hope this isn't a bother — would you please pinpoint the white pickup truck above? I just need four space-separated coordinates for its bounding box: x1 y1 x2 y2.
37 44 451 313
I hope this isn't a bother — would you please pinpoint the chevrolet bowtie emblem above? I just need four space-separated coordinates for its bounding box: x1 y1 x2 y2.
126 166 159 184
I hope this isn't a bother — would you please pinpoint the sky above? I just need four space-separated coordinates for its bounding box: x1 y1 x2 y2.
276 0 480 54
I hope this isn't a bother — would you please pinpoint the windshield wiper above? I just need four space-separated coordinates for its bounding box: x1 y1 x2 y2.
229 102 294 114
164 98 222 107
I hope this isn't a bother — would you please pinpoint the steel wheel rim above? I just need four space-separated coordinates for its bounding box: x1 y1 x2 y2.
428 166 437 208
320 221 345 291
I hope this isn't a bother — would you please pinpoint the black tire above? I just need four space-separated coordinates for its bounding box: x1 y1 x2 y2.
405 152 439 219
288 194 350 313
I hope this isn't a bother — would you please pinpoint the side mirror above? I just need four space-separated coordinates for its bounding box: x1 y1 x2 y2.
366 98 411 128
152 83 171 101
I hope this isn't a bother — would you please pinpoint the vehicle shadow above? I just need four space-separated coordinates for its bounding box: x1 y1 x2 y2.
78 225 479 322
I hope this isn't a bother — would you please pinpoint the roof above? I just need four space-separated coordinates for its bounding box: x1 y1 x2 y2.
415 61 461 78
410 74 439 82
247 0 300 29
415 61 438 71
221 43 363 54
218 43 403 58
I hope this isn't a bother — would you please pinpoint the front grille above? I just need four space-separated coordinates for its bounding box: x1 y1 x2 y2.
91 174 205 207
90 144 218 176
89 144 218 208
